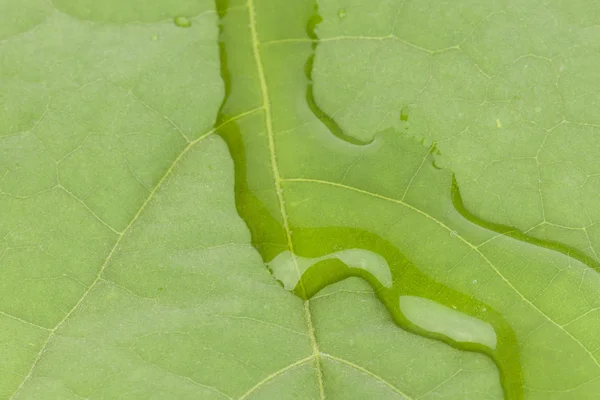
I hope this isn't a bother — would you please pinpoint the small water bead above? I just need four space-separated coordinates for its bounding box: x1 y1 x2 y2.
400 106 410 122
174 16 191 28
472 279 478 284
338 8 347 19
450 230 457 237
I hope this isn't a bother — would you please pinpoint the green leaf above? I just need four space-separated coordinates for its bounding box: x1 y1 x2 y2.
2 0 600 399
313 0 600 265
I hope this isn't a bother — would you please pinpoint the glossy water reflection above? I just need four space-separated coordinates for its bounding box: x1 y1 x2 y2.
212 1 600 399
269 248 393 290
400 295 497 349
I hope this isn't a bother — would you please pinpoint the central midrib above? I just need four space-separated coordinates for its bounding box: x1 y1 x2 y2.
245 0 326 398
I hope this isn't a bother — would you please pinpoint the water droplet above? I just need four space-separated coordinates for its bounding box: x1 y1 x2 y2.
400 106 409 121
400 296 497 349
472 279 478 284
338 8 347 19
151 34 159 41
450 230 457 237
174 16 191 28
269 249 393 291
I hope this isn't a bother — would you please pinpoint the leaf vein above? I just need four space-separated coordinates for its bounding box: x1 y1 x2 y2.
7 107 261 399
320 352 413 399
238 355 314 400
245 0 325 397
283 177 600 369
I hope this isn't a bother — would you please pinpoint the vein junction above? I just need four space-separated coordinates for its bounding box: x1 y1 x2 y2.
7 110 260 399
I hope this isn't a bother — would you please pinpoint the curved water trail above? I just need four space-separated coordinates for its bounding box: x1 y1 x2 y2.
211 2 600 399
269 248 393 290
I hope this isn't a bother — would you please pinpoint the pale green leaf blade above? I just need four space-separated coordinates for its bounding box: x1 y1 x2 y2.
3 0 600 399
313 0 600 264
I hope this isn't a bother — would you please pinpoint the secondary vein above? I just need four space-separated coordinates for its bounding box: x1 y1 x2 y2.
283 177 600 369
8 108 260 399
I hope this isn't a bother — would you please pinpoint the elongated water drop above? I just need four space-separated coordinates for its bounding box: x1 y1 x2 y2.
269 249 392 291
400 296 497 349
338 8 347 19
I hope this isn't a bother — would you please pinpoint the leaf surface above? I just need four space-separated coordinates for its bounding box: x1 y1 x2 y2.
313 0 600 264
2 1 600 399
